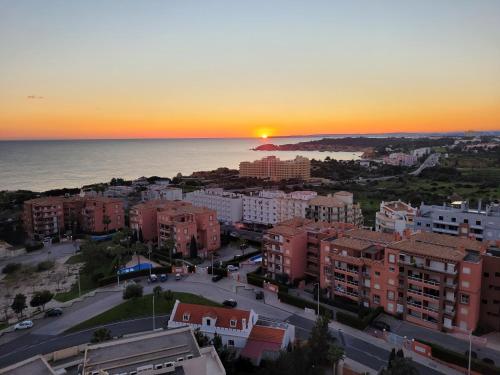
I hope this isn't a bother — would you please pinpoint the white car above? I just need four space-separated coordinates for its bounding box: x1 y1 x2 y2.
14 320 33 330
227 265 239 272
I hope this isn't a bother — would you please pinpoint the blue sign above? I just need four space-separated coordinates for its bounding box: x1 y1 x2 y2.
117 263 152 275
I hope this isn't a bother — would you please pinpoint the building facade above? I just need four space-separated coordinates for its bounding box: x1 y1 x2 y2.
239 156 311 181
262 218 354 283
23 196 124 239
383 153 417 166
375 200 416 235
306 191 363 226
414 201 500 242
142 184 183 201
184 188 243 224
320 230 486 333
480 245 500 331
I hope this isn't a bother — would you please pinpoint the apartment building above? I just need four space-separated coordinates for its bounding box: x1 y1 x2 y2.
375 200 417 235
306 191 363 226
262 218 354 283
411 147 431 158
239 155 311 181
383 152 417 166
23 196 124 239
480 245 500 331
169 301 294 365
82 326 225 375
184 188 243 224
320 230 485 333
130 200 190 242
157 203 220 258
414 201 500 242
142 184 183 201
385 232 485 332
103 185 134 198
242 190 317 225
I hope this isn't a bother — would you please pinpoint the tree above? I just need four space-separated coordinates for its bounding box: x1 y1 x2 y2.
388 348 396 368
309 314 331 366
30 290 53 311
103 215 111 233
2 263 21 274
327 344 345 375
163 289 174 301
11 294 27 318
189 236 198 259
153 286 162 297
383 357 419 375
212 333 222 352
194 328 209 347
123 283 143 299
91 328 112 343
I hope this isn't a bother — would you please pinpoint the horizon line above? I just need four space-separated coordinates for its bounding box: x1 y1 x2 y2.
1 129 498 142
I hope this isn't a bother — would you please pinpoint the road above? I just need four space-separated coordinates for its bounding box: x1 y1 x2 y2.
0 275 447 374
0 241 78 270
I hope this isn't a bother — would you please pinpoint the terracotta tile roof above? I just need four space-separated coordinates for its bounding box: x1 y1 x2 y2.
330 237 373 251
389 239 465 262
345 229 396 245
384 201 415 213
412 231 483 252
248 325 285 344
172 302 250 330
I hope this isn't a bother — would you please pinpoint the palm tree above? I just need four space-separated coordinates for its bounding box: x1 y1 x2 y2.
327 344 345 375
103 215 111 233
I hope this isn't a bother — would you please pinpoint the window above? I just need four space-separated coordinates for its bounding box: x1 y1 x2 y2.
375 271 381 277
417 222 421 226
230 319 237 328
484 272 490 277
462 280 470 288
464 219 468 224
183 313 190 322
495 272 500 277
389 266 395 273
387 291 395 300
426 224 430 228
206 319 211 326
476 220 481 225
388 254 396 263
482 299 487 304
462 267 471 275
373 295 381 304
439 216 443 221
460 294 470 304
451 217 456 222
228 339 235 347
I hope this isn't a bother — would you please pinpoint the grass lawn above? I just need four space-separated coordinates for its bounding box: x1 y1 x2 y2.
66 292 221 333
54 273 100 302
65 253 85 264
0 322 8 330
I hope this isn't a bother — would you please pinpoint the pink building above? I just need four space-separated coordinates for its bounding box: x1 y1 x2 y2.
320 230 486 333
130 200 220 257
383 152 417 167
23 196 124 239
262 218 354 283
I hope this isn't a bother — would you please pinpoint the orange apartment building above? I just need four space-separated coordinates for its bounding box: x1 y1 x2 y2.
320 230 486 333
23 196 124 239
480 245 500 331
130 200 220 257
239 156 311 181
262 218 354 283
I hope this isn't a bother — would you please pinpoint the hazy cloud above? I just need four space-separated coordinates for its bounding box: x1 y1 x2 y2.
27 95 44 99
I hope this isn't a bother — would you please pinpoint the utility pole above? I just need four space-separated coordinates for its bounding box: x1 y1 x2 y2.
152 294 156 331
78 270 81 298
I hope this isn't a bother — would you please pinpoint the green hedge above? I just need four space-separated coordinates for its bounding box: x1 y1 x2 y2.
25 242 44 252
277 292 333 319
98 266 171 286
336 307 383 330
320 295 360 314
247 272 289 293
418 340 500 375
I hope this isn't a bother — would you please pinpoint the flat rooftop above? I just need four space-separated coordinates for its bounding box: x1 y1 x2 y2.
0 355 55 375
83 327 200 375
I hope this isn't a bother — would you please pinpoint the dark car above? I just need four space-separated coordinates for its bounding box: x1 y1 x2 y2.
45 308 63 317
255 291 264 300
212 274 223 282
223 299 237 308
371 320 391 332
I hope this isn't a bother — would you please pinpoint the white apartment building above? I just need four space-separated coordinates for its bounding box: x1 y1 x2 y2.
142 184 183 201
375 200 417 235
411 147 431 158
103 185 135 198
242 190 317 225
383 152 417 167
184 188 243 224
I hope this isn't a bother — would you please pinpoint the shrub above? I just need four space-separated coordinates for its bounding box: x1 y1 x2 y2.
25 242 44 252
418 339 500 375
123 284 143 299
163 290 174 301
36 260 55 272
2 263 21 274
277 292 333 319
319 295 360 314
335 307 383 330
91 328 112 343
51 237 60 244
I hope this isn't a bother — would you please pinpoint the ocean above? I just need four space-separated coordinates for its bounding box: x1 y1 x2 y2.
0 138 361 192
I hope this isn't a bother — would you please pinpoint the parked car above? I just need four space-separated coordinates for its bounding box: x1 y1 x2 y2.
212 274 223 282
45 308 63 317
160 274 168 282
149 274 158 283
255 291 264 300
370 320 391 332
175 273 181 281
14 320 33 330
227 265 239 272
223 299 237 308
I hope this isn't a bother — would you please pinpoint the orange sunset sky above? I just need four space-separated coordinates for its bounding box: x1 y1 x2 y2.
1 1 499 140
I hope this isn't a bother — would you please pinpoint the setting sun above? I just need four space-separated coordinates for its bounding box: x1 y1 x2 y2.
261 134 268 139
